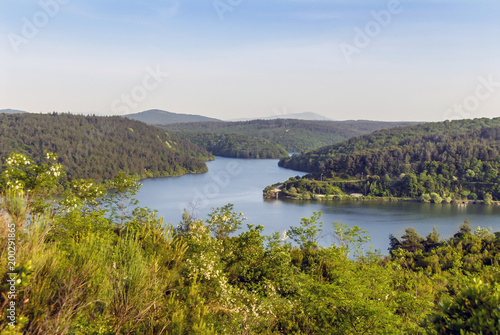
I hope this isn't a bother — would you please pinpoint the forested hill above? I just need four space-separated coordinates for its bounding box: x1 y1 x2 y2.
174 132 288 159
279 118 500 172
0 113 212 182
277 117 500 201
160 119 417 152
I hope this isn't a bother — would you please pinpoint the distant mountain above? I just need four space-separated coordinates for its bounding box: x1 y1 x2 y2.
0 109 27 114
123 109 220 125
230 112 332 122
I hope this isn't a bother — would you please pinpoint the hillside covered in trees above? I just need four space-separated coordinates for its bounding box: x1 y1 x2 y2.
0 154 499 334
275 118 500 202
0 113 212 183
173 132 289 159
161 119 416 153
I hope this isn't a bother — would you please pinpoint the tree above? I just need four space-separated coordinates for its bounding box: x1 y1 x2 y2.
331 222 370 256
400 228 424 253
403 173 419 197
288 212 323 250
105 172 142 229
423 226 441 252
388 234 401 253
206 204 245 240
454 219 472 240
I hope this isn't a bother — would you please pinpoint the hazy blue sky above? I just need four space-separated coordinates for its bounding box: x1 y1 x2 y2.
1 0 499 121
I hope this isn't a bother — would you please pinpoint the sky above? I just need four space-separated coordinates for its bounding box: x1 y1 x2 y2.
1 0 500 121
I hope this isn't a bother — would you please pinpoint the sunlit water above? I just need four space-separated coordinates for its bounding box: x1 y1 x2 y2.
137 157 500 254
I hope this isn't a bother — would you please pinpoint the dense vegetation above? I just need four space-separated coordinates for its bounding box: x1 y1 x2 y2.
173 132 289 159
124 109 220 125
1 154 499 334
161 119 416 152
277 118 500 202
0 113 212 183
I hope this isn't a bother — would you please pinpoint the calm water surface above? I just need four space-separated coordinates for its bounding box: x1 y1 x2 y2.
137 157 500 253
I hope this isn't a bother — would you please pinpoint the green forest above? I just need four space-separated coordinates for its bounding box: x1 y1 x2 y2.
276 118 500 202
173 132 289 159
161 119 416 153
0 154 499 334
0 113 212 183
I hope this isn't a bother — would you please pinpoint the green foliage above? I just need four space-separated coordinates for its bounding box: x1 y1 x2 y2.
174 132 289 159
425 278 500 334
206 204 245 240
1 153 499 334
421 193 432 203
430 192 443 204
331 222 371 256
277 117 500 202
269 177 344 199
161 119 415 152
484 193 493 205
1 152 63 213
288 212 323 250
389 220 500 280
0 113 212 183
1 152 62 195
105 172 142 228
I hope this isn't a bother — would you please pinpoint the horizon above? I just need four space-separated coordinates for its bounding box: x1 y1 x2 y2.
0 107 424 122
3 107 500 124
1 0 500 122
0 107 472 123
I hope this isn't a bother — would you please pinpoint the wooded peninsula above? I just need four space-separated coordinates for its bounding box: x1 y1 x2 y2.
267 118 500 204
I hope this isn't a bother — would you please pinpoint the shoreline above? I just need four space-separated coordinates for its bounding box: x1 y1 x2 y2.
267 193 499 206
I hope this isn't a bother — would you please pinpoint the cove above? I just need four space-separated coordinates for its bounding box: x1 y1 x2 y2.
137 157 500 253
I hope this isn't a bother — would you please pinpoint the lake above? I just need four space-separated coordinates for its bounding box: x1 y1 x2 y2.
137 157 500 253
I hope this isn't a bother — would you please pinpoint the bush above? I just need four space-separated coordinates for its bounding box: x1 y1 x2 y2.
425 279 500 334
421 194 431 203
483 193 493 205
430 192 443 204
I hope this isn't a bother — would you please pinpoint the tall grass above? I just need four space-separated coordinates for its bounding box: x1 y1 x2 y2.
0 192 196 335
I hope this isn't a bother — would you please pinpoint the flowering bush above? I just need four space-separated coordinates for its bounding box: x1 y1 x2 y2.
2 152 63 193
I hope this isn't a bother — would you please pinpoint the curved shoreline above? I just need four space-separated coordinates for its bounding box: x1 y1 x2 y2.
266 193 499 206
